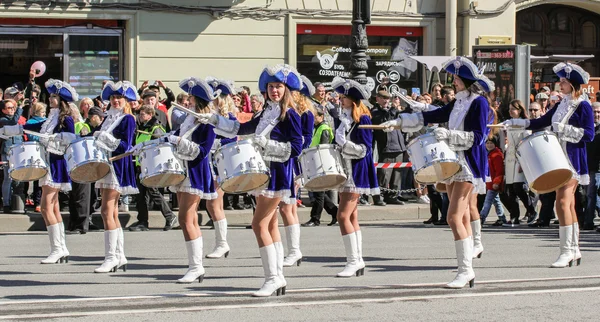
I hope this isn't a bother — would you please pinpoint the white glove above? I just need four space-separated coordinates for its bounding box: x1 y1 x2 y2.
254 135 268 148
552 122 565 133
57 132 77 146
168 135 180 145
380 119 402 132
93 130 103 138
128 143 144 156
335 124 347 146
502 118 530 128
408 101 428 112
197 113 218 125
433 127 451 140
3 124 23 136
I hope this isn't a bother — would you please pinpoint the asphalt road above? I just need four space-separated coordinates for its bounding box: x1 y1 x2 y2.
1 220 599 321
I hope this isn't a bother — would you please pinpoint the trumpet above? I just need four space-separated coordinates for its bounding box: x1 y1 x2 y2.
172 102 207 120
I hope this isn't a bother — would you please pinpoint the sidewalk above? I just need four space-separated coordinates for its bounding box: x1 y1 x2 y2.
0 202 432 232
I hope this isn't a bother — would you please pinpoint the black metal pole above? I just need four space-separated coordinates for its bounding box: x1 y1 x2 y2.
350 0 370 85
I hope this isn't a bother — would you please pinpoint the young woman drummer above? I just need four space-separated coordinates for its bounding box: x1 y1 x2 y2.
93 81 139 273
18 79 78 264
204 77 237 259
198 64 303 297
166 77 219 282
381 57 492 288
503 62 594 268
330 77 379 278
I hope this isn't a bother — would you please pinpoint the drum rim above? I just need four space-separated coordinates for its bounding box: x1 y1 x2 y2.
67 159 110 170
217 169 270 193
407 132 435 148
216 138 255 152
140 169 187 180
9 165 48 182
140 142 176 150
300 144 341 154
140 171 186 187
302 173 348 191
413 158 462 184
68 162 111 183
516 130 557 151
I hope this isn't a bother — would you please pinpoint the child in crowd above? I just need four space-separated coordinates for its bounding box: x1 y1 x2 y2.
480 136 507 225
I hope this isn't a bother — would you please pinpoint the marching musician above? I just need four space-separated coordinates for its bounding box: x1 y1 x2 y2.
204 77 237 259
93 81 139 273
329 77 379 278
19 79 77 264
381 57 492 288
277 75 315 267
197 64 303 297
166 77 218 283
502 62 594 268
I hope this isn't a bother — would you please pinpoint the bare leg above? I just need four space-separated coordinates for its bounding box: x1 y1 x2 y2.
178 192 202 242
40 187 60 226
337 192 360 235
252 195 281 247
101 189 120 231
206 187 225 222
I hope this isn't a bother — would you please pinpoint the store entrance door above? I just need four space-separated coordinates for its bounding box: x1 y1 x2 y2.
0 34 63 98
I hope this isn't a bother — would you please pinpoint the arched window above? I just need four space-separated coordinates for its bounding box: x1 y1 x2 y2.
521 12 543 32
582 21 597 48
550 12 572 32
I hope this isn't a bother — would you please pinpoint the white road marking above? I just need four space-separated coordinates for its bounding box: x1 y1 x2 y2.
2 285 600 320
1 274 599 306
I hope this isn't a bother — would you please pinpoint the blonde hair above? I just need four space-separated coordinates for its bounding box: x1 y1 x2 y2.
32 102 47 117
213 94 236 117
292 91 317 117
79 97 93 113
69 102 84 122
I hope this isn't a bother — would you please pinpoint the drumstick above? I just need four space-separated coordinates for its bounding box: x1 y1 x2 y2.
486 124 523 129
136 130 163 138
358 125 401 130
23 129 51 138
109 151 135 162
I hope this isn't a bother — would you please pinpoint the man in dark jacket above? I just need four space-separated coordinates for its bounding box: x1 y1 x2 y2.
371 90 406 205
584 102 600 230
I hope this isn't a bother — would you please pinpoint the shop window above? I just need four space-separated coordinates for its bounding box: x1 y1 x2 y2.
296 24 423 96
582 21 597 48
68 35 120 98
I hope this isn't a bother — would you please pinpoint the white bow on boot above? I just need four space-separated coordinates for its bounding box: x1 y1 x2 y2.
337 232 364 277
283 224 302 267
206 219 231 259
115 228 127 271
41 223 68 264
253 244 285 297
572 223 581 266
471 220 484 259
178 237 205 283
551 225 575 268
445 237 475 289
94 229 120 273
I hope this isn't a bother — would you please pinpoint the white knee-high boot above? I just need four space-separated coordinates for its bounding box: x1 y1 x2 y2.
178 237 205 283
337 232 364 277
59 222 70 261
94 229 120 273
283 224 302 267
253 244 285 297
41 223 67 264
274 241 286 289
551 225 575 268
115 228 127 271
356 229 365 269
445 238 475 289
206 219 231 258
471 220 484 259
572 223 581 265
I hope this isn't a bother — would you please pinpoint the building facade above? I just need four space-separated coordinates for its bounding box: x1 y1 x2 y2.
0 0 598 97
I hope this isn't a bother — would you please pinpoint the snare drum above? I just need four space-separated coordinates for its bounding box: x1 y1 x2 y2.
213 139 270 193
406 133 461 184
516 131 573 193
435 182 447 193
139 142 186 188
65 137 111 183
298 144 347 191
8 142 48 181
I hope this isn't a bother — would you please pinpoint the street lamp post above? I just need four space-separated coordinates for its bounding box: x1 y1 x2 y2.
350 0 371 85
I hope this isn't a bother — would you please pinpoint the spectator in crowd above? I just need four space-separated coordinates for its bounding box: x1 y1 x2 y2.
170 93 190 132
128 105 177 231
549 91 562 108
431 83 442 102
0 99 24 213
528 101 542 119
142 90 170 132
391 95 402 111
138 80 175 113
422 93 433 104
480 136 507 225
250 93 264 114
239 86 252 113
583 102 600 230
312 82 340 129
67 104 92 234
302 106 338 227
79 97 94 120
24 102 47 212
535 92 550 112
371 90 405 206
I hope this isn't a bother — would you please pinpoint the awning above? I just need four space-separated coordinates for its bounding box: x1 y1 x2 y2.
409 56 453 72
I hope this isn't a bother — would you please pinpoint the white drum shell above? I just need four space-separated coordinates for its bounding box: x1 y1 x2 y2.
214 139 270 193
516 131 573 193
139 143 186 188
65 137 111 183
406 133 461 184
8 142 48 182
298 144 347 191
